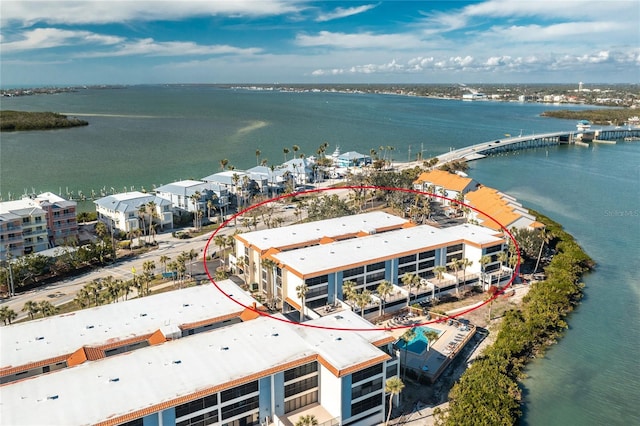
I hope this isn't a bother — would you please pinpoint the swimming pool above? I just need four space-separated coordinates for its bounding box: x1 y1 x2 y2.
396 326 442 355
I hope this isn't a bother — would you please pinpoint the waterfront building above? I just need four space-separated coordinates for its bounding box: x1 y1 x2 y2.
233 211 411 290
201 170 250 193
155 180 230 218
335 151 372 168
271 223 505 317
94 191 173 234
0 192 76 259
464 186 545 232
281 158 314 186
233 212 505 316
413 170 479 207
0 282 399 426
32 192 78 247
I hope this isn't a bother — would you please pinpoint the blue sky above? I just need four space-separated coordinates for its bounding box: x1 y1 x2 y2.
1 1 638 86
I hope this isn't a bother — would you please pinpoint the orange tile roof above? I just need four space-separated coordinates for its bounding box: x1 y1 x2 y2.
414 170 474 192
465 186 523 230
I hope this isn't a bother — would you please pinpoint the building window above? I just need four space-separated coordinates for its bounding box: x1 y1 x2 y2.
351 363 383 384
398 254 416 265
305 275 328 287
485 244 503 254
221 381 258 403
366 261 385 272
284 362 318 381
351 377 382 400
351 393 382 416
176 395 218 418
419 250 436 260
285 391 318 414
177 411 219 426
118 418 143 426
220 395 260 421
285 376 318 398
343 266 364 278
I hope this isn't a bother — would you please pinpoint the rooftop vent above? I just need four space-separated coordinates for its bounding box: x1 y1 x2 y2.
335 337 342 341
182 303 190 307
35 336 45 341
140 313 147 317
86 325 94 329
220 346 229 351
173 360 182 364
109 377 120 382
47 395 59 400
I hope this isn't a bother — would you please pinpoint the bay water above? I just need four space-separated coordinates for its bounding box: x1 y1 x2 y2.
1 86 638 424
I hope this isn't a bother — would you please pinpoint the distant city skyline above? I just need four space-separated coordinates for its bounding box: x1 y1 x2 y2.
1 0 638 87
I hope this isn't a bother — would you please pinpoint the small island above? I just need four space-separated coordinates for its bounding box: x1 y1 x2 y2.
541 108 636 126
0 110 88 132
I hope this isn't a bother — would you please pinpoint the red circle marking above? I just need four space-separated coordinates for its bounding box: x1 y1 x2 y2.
203 185 521 332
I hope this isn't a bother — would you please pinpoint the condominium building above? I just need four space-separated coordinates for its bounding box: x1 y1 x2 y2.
464 186 545 231
94 191 173 234
0 192 76 259
413 169 479 205
233 212 505 315
0 282 399 426
155 180 230 216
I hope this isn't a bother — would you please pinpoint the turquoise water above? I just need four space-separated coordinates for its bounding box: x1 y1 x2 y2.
469 143 640 425
397 326 443 354
1 87 637 424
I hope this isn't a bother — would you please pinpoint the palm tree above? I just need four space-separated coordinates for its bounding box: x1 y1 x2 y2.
39 300 58 317
137 203 147 241
186 249 198 278
342 280 357 303
355 290 372 318
479 255 492 288
433 265 447 300
422 329 440 352
295 414 318 426
255 149 261 166
283 147 290 162
497 250 509 284
534 228 552 274
461 258 473 293
261 258 277 306
0 306 17 325
448 257 462 296
401 272 419 305
376 280 393 316
146 201 158 243
159 255 169 273
384 377 405 426
296 284 308 322
190 192 202 230
399 328 416 380
22 300 40 320
219 158 229 171
143 260 156 295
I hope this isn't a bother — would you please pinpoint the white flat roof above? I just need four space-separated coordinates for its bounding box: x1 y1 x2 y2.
273 224 504 277
1 311 389 426
0 281 255 371
238 211 408 252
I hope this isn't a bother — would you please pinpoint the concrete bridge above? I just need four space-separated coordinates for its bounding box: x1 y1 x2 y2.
436 127 640 163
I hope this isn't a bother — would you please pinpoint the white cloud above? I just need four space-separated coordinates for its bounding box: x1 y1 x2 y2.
315 3 378 22
1 0 305 26
309 48 639 77
295 30 424 49
77 38 262 58
1 28 122 53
